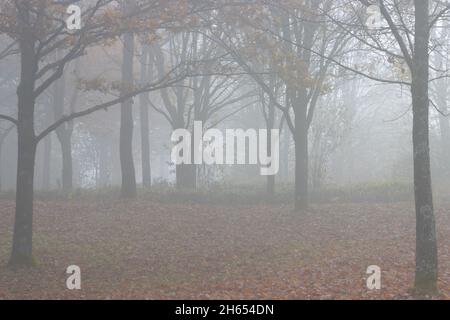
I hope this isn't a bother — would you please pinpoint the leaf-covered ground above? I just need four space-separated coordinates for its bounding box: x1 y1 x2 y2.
1 199 450 299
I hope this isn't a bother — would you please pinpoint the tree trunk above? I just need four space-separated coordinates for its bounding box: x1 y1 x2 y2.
120 30 137 198
53 73 73 194
139 46 151 188
294 92 309 212
412 0 438 294
292 12 315 212
10 18 38 266
58 132 73 193
267 169 275 197
11 126 36 266
281 124 290 181
174 124 196 190
266 104 275 197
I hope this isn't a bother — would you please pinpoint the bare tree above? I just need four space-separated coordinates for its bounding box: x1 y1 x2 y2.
326 0 450 295
0 0 196 266
205 0 348 210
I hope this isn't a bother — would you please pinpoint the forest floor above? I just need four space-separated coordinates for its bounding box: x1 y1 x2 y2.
1 199 450 299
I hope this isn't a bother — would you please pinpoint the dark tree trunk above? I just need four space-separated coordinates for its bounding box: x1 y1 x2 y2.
174 124 196 190
58 131 73 193
280 124 290 181
294 92 309 212
140 104 151 188
120 31 137 198
10 16 38 266
292 13 315 212
267 161 275 196
53 74 73 194
11 126 36 266
139 46 151 188
412 0 438 294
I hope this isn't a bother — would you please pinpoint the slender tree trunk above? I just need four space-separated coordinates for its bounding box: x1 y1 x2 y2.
412 0 438 294
55 131 73 195
140 104 151 188
10 17 38 265
120 30 137 198
59 132 73 193
267 146 275 197
139 46 151 188
281 124 290 181
189 143 198 190
174 124 196 190
294 92 309 212
292 11 316 212
53 73 73 194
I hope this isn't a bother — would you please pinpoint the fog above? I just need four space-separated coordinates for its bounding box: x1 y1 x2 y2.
0 0 449 300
